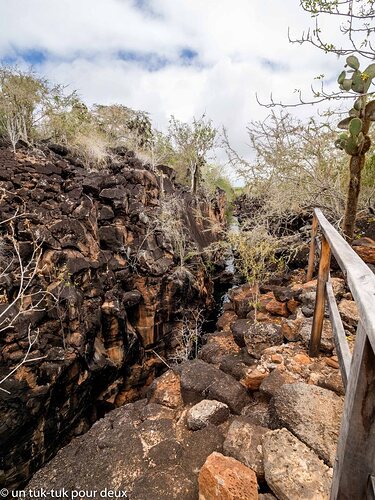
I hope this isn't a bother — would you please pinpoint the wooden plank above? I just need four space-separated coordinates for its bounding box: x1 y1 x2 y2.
326 280 352 388
330 323 375 499
314 208 375 352
369 475 375 498
309 235 331 357
306 213 318 282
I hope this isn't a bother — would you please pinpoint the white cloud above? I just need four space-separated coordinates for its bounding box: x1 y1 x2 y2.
0 0 349 178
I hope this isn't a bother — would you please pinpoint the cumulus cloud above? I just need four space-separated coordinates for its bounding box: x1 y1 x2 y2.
0 0 347 176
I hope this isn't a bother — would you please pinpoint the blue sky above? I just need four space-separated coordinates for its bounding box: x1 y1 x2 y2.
0 0 346 169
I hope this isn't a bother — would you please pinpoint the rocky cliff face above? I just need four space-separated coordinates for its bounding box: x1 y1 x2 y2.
0 144 226 489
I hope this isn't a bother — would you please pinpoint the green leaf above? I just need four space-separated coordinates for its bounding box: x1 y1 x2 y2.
342 79 352 92
351 71 365 94
349 117 362 136
345 136 359 155
364 64 375 79
346 55 360 70
337 70 346 84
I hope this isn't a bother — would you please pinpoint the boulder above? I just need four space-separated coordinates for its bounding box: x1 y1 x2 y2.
272 286 293 303
338 299 359 327
244 323 283 359
241 396 272 428
199 332 241 366
187 400 230 430
263 428 332 500
198 452 259 500
281 315 304 342
217 310 237 331
231 318 253 347
259 368 295 399
265 299 290 317
219 353 253 381
180 360 251 414
330 277 346 297
27 401 158 495
147 370 183 409
287 298 300 314
271 382 343 466
352 237 375 264
229 285 257 318
299 317 334 353
240 367 269 390
316 369 345 397
181 425 224 475
223 419 268 480
131 466 195 500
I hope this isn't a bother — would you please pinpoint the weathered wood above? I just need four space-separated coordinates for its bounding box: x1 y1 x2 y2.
306 213 318 282
326 280 352 388
309 235 331 357
330 323 375 500
367 475 375 498
314 208 375 352
369 475 375 498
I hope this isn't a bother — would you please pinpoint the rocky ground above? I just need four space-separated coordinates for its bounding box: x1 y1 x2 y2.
27 270 361 499
0 144 226 489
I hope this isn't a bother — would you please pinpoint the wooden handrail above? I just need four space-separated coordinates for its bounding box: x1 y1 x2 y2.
307 208 375 500
313 209 375 350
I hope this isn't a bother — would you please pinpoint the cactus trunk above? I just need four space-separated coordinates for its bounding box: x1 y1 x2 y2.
343 154 365 240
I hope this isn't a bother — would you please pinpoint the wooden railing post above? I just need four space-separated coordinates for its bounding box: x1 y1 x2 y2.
330 324 375 499
309 234 331 357
306 213 318 282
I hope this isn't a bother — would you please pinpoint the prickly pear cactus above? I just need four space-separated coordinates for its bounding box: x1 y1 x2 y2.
335 56 375 157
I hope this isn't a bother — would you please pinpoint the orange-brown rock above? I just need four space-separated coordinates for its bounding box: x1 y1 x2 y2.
281 316 303 342
352 237 375 264
147 369 183 409
265 299 290 317
229 285 258 318
292 279 317 293
271 353 283 364
258 292 275 312
241 367 269 390
292 353 311 365
217 310 238 331
198 452 259 500
325 357 339 369
338 299 359 326
287 298 300 314
260 367 295 398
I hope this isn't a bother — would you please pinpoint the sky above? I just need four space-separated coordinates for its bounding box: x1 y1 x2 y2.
0 0 347 176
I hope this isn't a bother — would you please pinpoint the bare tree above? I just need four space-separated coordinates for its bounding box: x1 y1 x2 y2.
255 1 375 239
0 211 54 394
223 111 349 221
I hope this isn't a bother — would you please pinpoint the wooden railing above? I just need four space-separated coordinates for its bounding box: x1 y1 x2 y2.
307 208 375 500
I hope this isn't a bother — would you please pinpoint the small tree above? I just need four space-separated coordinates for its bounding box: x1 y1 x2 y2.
93 104 153 151
228 226 282 321
0 68 49 151
167 115 217 193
